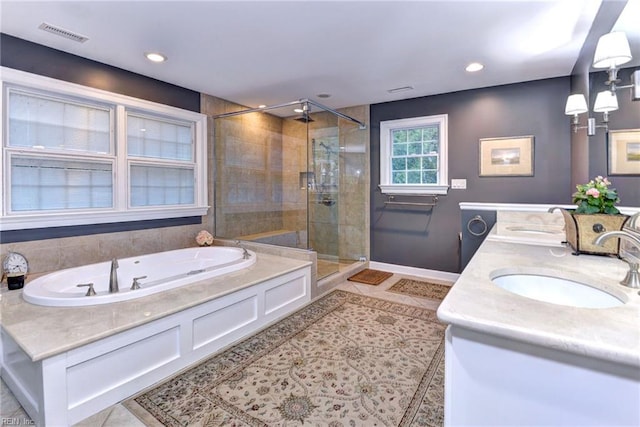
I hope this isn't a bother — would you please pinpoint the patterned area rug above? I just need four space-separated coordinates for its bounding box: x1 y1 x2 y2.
387 279 451 300
125 290 445 426
347 268 394 285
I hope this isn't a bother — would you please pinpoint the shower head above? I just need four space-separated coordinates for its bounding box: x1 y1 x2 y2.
293 101 314 122
294 114 314 123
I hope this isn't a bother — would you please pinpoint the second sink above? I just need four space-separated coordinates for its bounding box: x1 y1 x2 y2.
491 274 624 309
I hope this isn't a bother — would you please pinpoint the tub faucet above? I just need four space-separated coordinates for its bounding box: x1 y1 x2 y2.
593 231 640 289
109 258 119 293
235 240 251 259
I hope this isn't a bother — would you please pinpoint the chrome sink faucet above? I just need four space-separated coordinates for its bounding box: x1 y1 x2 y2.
593 230 640 289
109 258 119 293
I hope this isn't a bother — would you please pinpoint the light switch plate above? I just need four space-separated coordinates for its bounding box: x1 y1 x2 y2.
451 179 467 189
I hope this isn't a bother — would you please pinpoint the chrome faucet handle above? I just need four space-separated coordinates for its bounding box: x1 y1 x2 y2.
131 276 147 290
619 259 640 289
77 283 96 296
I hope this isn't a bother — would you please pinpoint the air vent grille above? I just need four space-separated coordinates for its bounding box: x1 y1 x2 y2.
38 23 89 43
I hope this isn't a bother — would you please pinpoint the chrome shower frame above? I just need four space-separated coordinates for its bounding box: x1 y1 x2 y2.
212 98 367 130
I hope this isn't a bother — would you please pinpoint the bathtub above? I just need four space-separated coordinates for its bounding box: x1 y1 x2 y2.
23 246 256 307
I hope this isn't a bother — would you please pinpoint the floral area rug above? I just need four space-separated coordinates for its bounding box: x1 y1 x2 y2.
387 279 451 300
125 290 446 426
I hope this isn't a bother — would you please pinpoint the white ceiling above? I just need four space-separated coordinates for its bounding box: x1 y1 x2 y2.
1 0 639 111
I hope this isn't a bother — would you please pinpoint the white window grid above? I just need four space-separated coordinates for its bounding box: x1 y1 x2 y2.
379 114 449 195
0 67 208 231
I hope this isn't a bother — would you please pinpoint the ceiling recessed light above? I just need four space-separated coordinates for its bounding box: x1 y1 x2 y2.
466 62 484 72
258 104 267 108
145 52 167 63
317 93 331 99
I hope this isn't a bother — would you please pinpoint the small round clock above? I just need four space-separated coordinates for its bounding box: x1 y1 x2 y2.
3 252 29 290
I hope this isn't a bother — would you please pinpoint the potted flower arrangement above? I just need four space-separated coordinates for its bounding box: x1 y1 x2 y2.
560 176 628 255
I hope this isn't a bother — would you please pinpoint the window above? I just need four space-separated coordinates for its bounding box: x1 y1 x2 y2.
379 115 449 195
1 67 208 231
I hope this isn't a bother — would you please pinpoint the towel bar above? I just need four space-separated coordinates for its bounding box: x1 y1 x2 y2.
384 195 438 207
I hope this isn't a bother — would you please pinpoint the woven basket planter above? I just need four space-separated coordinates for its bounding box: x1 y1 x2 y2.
560 209 629 256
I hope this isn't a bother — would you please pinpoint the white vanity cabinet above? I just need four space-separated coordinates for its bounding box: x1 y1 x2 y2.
444 325 640 426
438 228 640 426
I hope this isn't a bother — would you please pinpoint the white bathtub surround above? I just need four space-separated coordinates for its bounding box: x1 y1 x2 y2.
437 237 640 426
1 252 311 426
23 246 256 307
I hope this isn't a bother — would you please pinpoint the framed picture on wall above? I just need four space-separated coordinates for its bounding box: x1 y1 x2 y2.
479 135 534 177
608 129 640 176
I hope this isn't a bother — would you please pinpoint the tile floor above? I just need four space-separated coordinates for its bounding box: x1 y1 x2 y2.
1 271 451 426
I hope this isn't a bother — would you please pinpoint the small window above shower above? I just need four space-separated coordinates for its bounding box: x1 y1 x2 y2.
379 114 449 195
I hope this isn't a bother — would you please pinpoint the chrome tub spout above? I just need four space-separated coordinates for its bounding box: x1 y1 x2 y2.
109 258 119 293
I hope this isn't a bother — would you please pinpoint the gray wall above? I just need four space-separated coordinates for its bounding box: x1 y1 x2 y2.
370 77 572 273
0 34 199 112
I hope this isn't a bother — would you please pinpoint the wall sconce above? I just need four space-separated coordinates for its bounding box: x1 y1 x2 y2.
565 31 639 136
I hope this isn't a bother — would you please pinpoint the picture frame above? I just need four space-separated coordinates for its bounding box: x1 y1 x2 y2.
608 129 640 176
479 135 534 177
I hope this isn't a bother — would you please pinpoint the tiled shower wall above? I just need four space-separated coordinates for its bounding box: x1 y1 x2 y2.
209 94 370 262
205 96 292 240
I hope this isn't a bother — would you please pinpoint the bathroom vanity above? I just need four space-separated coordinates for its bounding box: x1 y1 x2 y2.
437 226 640 425
1 252 312 426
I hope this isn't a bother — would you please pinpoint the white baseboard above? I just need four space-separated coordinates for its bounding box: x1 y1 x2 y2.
368 261 460 283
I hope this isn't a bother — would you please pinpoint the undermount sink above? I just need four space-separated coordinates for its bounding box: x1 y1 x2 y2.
491 274 624 309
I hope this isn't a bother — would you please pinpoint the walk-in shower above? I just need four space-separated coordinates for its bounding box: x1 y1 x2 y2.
212 99 368 279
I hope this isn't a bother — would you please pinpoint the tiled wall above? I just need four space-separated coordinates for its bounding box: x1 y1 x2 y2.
0 225 205 278
210 97 370 262
206 96 290 239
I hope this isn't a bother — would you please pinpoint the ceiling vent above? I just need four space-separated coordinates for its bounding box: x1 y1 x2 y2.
38 23 89 43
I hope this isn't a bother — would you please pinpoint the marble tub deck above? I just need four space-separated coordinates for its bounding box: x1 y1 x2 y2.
1 252 311 362
1 270 452 426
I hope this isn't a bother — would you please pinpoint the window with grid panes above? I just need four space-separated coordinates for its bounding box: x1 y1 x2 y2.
1 67 208 231
379 115 449 195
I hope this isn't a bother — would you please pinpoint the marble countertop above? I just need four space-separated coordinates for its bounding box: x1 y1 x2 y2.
437 228 640 368
0 253 311 362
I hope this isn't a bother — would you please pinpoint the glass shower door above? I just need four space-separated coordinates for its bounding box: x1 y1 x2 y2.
308 113 340 279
